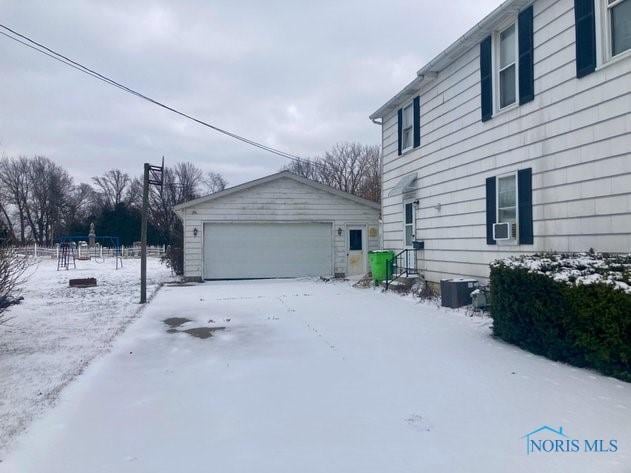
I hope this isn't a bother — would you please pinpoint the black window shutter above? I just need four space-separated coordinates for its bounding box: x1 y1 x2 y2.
413 96 421 148
480 36 493 122
518 6 535 104
397 108 403 156
486 177 497 245
574 0 597 78
518 168 534 245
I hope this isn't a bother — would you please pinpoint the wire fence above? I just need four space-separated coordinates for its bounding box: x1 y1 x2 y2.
14 244 166 259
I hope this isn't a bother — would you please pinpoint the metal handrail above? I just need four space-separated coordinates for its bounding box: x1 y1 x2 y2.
385 249 418 290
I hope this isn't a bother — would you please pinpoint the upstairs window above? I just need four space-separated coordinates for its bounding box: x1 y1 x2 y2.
480 6 533 120
582 0 631 75
608 0 631 57
401 103 414 151
498 23 518 109
397 96 420 155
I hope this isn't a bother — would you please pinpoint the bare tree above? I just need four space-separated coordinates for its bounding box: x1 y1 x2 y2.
149 162 205 243
0 156 227 248
202 171 227 194
0 181 16 242
319 142 374 195
354 145 381 203
172 162 203 202
282 159 319 181
126 177 143 210
66 183 99 230
0 157 31 243
26 156 73 244
92 169 131 208
282 142 381 202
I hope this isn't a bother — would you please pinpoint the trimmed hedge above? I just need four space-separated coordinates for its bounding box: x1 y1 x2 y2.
490 263 631 382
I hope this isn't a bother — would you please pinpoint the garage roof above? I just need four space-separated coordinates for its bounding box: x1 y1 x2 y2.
173 171 380 212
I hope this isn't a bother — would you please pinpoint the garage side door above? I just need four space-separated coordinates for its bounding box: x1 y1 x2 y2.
203 222 333 279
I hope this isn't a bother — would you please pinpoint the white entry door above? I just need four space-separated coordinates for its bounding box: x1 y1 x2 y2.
346 226 366 276
203 222 333 279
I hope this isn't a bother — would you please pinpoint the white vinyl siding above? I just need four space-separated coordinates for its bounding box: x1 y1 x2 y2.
380 0 631 284
180 177 380 280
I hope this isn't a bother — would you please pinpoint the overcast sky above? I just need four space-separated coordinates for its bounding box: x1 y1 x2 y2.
0 0 500 187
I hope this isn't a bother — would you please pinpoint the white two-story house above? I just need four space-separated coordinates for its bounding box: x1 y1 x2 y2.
370 0 631 284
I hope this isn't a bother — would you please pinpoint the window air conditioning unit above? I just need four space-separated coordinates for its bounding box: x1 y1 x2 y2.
493 222 516 240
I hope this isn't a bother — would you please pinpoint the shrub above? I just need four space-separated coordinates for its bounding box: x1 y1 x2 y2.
490 253 631 382
415 281 440 304
0 245 32 324
161 226 184 276
162 245 183 276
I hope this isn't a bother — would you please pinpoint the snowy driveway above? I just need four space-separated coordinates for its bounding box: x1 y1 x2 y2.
2 279 630 473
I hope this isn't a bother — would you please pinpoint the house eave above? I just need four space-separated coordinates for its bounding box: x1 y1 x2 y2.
369 74 436 121
369 0 532 120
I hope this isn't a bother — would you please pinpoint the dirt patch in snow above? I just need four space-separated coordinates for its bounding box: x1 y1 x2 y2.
405 414 432 432
352 274 374 288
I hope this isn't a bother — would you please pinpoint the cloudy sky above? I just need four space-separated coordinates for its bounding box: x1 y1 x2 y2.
0 0 500 186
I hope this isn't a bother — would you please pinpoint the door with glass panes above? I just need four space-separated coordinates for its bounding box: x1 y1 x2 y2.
346 226 366 276
403 201 417 270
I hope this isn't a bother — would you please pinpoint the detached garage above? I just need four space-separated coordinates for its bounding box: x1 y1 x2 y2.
174 171 380 281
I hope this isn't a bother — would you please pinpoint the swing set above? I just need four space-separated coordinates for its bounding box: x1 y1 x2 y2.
56 235 123 271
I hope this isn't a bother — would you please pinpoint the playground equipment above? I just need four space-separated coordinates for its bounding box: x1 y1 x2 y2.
57 241 77 271
56 235 123 270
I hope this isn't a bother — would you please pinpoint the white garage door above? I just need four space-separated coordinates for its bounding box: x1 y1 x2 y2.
203 222 333 279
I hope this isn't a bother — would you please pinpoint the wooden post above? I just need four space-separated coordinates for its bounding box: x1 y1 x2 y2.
140 163 149 304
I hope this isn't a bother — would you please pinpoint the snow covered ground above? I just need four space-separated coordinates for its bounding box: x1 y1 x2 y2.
0 257 172 455
1 278 630 472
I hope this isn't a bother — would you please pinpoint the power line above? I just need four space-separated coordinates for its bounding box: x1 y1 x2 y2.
0 23 313 167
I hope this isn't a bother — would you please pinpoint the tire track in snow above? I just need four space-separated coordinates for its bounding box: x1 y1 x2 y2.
277 294 339 353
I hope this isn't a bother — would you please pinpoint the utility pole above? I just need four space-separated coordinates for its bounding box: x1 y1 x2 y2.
140 158 164 304
140 163 149 303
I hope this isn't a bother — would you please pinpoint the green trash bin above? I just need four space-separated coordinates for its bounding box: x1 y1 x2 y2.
368 250 395 284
